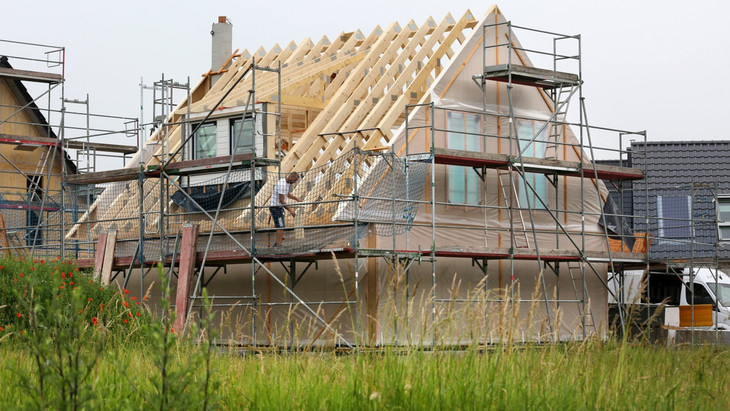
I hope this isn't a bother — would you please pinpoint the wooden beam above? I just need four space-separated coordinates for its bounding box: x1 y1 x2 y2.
174 224 200 332
100 230 117 285
92 231 109 281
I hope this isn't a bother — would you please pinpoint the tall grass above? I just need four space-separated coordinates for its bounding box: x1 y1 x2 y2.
1 257 729 409
0 341 728 409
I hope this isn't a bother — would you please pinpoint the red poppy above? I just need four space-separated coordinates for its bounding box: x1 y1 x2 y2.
0 265 4 269
132 296 137 301
128 312 132 317
124 289 129 294
92 317 98 326
88 298 93 301
19 273 24 277
16 313 21 318
123 319 128 324
59 285 64 289
136 312 141 317
69 282 74 285
69 272 73 277
30 267 34 271
0 326 4 332
61 272 66 278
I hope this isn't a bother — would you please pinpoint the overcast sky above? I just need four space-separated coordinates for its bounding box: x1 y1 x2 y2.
3 0 729 161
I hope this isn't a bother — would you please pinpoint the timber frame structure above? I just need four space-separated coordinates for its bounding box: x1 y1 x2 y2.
12 8 710 347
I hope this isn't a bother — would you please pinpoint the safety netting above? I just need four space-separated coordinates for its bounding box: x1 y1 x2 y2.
65 149 429 260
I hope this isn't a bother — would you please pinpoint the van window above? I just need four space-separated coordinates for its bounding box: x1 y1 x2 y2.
706 282 730 306
689 284 714 305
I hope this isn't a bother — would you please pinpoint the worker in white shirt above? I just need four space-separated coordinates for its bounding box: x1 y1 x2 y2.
269 172 302 246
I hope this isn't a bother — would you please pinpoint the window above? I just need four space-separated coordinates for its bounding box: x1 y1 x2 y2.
231 117 255 155
446 111 481 205
688 283 714 305
25 175 43 246
194 122 217 159
706 282 730 306
717 196 730 241
657 195 691 239
517 120 548 210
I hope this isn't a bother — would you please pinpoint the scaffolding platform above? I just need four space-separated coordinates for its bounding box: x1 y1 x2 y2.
0 66 63 84
428 148 644 180
482 64 580 89
65 154 280 185
74 245 645 270
0 133 137 154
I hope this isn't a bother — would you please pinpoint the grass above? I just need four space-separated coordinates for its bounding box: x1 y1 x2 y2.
0 341 728 409
1 256 729 409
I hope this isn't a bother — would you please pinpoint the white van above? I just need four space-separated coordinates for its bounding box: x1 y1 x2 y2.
609 268 730 330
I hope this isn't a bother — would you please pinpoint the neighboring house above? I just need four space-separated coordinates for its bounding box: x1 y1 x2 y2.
0 55 77 255
68 7 644 345
604 140 730 264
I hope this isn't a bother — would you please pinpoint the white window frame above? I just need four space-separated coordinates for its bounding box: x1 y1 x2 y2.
717 195 730 241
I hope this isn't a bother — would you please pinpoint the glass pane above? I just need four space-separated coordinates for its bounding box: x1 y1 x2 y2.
195 123 217 159
447 112 465 150
466 170 480 205
448 165 465 204
465 114 480 152
232 118 254 154
517 121 535 157
659 196 690 237
720 226 730 240
718 199 730 221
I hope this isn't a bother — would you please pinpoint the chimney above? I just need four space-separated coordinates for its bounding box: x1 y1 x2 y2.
210 16 232 85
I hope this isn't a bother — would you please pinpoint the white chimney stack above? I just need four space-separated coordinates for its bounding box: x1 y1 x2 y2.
211 16 232 85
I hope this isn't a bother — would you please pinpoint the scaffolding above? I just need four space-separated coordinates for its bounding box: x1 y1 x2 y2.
0 39 140 260
52 16 653 347
10 16 727 347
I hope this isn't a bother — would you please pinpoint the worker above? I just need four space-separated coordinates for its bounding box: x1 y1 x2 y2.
269 172 302 246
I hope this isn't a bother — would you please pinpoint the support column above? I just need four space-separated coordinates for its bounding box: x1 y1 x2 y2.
174 224 200 331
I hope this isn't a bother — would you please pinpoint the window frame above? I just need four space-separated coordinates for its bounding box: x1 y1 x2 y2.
230 116 256 155
516 119 548 210
192 122 218 159
656 195 692 241
445 111 482 206
717 195 730 241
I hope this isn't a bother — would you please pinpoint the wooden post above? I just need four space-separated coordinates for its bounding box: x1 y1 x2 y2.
100 230 117 286
174 224 199 332
92 231 108 281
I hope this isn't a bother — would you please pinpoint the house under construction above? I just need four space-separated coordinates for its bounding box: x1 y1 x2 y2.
2 7 669 346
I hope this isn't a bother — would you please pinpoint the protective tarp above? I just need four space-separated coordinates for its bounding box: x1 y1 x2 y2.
171 181 257 212
599 195 635 249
